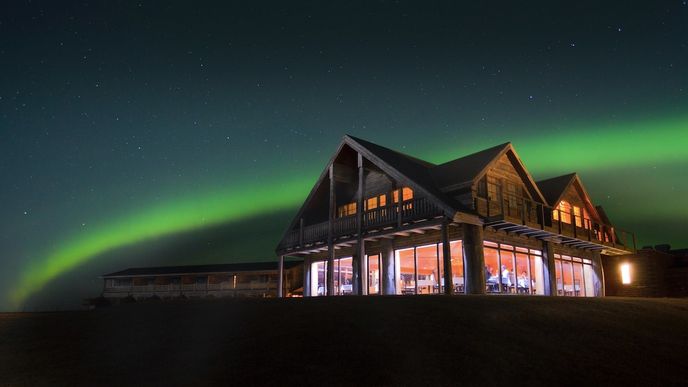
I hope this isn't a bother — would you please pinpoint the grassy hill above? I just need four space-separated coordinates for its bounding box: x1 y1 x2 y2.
1 296 687 386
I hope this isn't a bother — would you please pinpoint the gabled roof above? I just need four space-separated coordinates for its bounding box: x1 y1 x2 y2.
537 173 577 206
345 135 462 212
278 135 462 240
103 261 302 278
430 142 546 203
537 173 602 220
431 142 511 191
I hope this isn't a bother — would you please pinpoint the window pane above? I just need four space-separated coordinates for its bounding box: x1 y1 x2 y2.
337 257 353 295
583 264 595 297
529 254 545 295
367 254 380 295
515 253 531 294
500 250 515 292
562 260 574 296
484 247 500 293
450 241 464 294
555 260 563 295
395 248 415 295
572 261 584 297
416 244 440 294
311 261 327 296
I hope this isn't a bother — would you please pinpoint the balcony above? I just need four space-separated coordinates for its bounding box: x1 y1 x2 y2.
474 193 635 255
279 196 444 251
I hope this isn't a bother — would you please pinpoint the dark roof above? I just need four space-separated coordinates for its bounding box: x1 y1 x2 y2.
103 260 302 278
536 173 576 206
431 143 511 191
345 135 465 210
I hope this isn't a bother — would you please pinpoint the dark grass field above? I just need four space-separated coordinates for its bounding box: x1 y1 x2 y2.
1 296 687 386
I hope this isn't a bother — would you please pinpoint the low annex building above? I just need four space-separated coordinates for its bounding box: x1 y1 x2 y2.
101 261 303 301
275 135 636 297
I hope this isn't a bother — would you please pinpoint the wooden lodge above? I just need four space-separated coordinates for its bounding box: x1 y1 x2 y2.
275 135 636 298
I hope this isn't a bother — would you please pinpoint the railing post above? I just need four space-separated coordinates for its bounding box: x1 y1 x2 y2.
540 204 545 230
557 209 562 234
571 208 576 238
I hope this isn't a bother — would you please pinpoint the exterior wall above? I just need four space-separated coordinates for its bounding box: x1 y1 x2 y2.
603 250 688 297
103 266 303 300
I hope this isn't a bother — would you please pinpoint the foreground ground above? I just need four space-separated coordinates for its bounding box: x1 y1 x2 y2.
1 296 687 386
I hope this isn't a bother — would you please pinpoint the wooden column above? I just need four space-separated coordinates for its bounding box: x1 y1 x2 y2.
441 220 453 295
353 153 365 295
542 241 557 296
278 255 285 298
327 164 335 296
463 223 486 294
381 238 396 295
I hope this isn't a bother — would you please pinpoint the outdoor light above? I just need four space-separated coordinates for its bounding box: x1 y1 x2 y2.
621 263 632 284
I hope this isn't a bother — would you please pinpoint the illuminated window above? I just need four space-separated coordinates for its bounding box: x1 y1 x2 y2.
583 209 591 229
365 194 387 211
392 187 414 202
573 206 582 227
553 201 572 224
621 263 632 284
337 202 357 217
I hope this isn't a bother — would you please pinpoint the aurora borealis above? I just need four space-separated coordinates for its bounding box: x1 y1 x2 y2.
1 1 687 311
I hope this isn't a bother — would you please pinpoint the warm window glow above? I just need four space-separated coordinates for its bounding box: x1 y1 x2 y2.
583 209 591 229
337 202 357 217
392 187 414 202
621 263 632 284
553 201 572 224
573 206 582 227
365 194 387 210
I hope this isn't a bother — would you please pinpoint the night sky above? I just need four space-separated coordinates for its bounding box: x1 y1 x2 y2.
1 1 687 311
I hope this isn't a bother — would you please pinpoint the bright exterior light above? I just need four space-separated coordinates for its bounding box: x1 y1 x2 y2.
620 263 632 284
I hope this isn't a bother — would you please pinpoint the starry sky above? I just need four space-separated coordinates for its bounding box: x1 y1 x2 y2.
1 1 687 311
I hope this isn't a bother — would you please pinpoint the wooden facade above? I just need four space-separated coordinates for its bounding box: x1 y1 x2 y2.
101 261 303 301
276 135 635 297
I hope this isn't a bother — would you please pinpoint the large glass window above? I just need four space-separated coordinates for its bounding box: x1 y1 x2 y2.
367 254 381 295
554 254 595 297
416 244 440 294
450 241 464 293
392 240 464 296
395 248 416 295
484 242 544 295
310 257 354 296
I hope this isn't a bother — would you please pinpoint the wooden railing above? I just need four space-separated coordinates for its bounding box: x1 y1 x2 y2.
280 197 443 250
474 193 636 252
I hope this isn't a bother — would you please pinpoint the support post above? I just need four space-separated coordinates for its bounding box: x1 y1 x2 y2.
327 164 335 296
592 251 605 297
542 241 556 296
354 152 365 295
278 255 284 298
441 220 453 295
381 238 396 295
463 223 486 294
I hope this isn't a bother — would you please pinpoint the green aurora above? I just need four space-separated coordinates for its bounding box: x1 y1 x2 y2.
9 115 688 308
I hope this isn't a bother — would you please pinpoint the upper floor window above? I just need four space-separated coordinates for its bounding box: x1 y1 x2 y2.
392 187 414 202
337 202 357 217
553 201 572 224
365 194 387 210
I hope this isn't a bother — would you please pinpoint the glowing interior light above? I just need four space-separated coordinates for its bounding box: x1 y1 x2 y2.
620 263 632 284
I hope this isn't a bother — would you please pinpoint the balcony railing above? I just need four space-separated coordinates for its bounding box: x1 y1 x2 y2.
280 196 444 250
474 192 636 253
